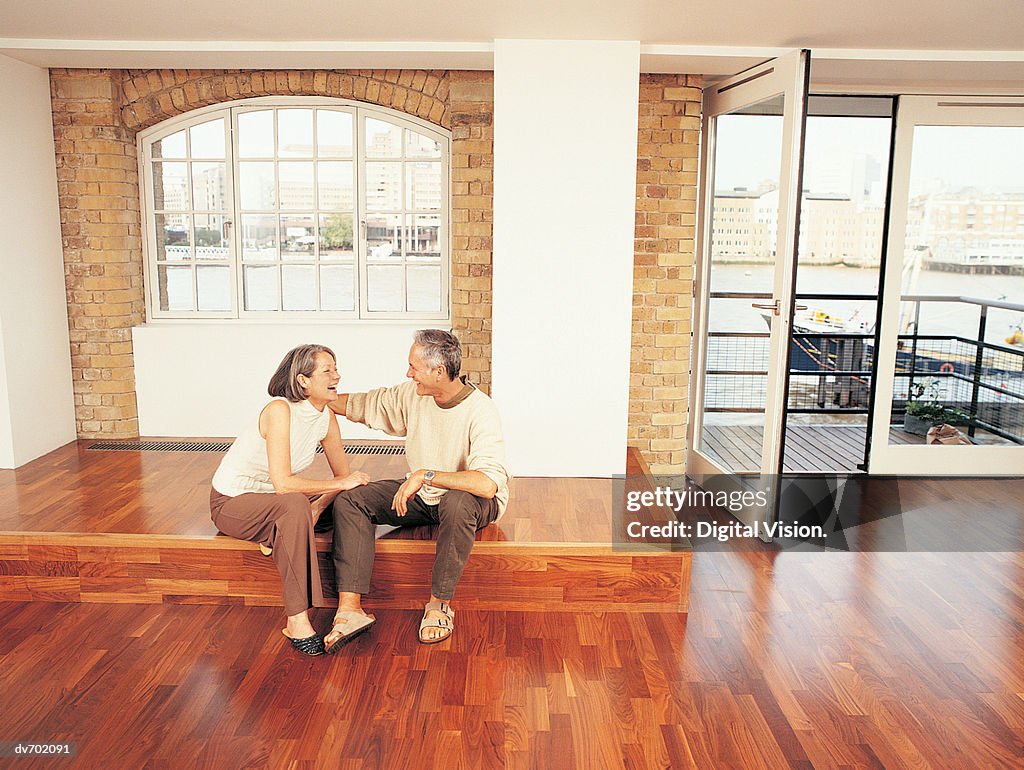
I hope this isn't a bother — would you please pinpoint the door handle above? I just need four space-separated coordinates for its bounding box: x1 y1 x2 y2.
751 300 781 315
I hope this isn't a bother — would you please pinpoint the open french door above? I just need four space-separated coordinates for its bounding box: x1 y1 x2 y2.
687 51 810 537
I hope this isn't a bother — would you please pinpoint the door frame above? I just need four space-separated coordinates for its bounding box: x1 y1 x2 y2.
687 50 811 533
867 95 1024 475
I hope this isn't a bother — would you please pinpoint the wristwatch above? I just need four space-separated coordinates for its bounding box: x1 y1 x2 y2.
423 470 436 484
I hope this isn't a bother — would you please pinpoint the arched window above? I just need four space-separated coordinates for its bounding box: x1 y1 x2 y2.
139 98 449 320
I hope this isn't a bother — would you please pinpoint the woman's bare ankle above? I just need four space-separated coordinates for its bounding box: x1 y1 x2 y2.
285 611 316 638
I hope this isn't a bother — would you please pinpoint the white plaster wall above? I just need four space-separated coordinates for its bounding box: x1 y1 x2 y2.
491 40 640 477
132 323 424 439
0 325 14 468
0 54 77 469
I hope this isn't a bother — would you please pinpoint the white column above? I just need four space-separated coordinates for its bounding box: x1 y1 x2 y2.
0 55 77 468
491 40 640 477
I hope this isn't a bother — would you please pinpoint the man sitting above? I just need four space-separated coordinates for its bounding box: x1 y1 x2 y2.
326 329 510 646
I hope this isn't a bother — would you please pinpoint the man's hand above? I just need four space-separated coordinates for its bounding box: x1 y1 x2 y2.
326 393 350 417
391 470 425 516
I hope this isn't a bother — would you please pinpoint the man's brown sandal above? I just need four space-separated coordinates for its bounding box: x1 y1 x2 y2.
418 600 454 644
324 610 375 653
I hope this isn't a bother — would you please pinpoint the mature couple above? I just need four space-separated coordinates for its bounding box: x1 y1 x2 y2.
209 330 511 656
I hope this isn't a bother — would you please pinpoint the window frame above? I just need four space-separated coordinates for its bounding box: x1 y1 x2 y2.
138 96 451 323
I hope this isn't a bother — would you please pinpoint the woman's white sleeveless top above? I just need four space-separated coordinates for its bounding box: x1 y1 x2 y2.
212 399 330 497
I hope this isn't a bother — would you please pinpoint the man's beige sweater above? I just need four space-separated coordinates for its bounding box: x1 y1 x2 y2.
347 379 511 518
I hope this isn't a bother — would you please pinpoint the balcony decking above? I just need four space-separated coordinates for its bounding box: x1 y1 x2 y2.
702 424 924 473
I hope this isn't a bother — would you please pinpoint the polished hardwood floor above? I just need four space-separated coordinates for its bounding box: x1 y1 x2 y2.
1 442 1022 767
1 545 1022 768
0 440 613 543
0 441 690 613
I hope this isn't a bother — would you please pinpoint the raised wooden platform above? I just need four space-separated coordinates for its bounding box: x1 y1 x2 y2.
0 441 690 613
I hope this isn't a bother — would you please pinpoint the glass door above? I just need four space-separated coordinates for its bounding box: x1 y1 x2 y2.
869 96 1024 475
687 51 810 533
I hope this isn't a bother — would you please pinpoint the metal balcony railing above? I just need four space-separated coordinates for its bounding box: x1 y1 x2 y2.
703 292 1024 445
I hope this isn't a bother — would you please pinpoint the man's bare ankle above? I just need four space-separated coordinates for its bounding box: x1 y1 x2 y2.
337 592 363 613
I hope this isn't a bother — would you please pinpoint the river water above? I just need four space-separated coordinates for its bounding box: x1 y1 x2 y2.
708 263 1024 344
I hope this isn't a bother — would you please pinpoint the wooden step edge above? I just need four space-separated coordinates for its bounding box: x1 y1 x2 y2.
0 530 691 558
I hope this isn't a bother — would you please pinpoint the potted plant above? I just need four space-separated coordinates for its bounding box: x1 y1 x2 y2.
902 378 965 435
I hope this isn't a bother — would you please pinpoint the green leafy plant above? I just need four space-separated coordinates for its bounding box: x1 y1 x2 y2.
905 379 966 424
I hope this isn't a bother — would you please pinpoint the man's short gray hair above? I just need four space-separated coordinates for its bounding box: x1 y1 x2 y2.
413 329 461 381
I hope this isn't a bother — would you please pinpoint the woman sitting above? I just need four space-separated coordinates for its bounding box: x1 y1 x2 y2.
210 344 374 655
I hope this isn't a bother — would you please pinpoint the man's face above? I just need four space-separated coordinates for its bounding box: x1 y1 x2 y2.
406 345 440 397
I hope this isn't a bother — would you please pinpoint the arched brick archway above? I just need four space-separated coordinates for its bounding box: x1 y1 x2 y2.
118 69 452 132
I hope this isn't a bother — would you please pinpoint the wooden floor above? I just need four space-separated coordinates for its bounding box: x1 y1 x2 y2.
0 441 689 613
2 545 1023 768
0 440 613 542
1 444 1023 766
703 425 923 474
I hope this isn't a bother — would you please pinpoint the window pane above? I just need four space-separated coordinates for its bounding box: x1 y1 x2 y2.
191 162 227 210
319 213 354 261
366 214 402 261
318 161 354 210
888 124 1024 445
189 119 225 159
238 111 274 158
193 214 227 259
155 213 190 261
157 265 193 311
367 265 403 311
244 265 279 311
239 162 276 209
318 110 353 157
282 265 316 310
153 129 186 159
365 118 402 158
281 214 315 259
320 264 355 311
407 214 440 260
152 162 189 210
366 162 402 211
406 129 441 158
279 109 314 157
240 214 277 262
406 162 441 210
407 265 442 312
197 265 231 311
279 162 315 210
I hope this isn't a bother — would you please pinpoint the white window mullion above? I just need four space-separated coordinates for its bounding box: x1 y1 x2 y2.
356 108 369 319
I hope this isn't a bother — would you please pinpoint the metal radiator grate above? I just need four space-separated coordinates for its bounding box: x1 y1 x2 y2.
86 440 405 455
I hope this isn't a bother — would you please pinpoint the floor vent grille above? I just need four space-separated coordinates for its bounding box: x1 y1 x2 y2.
86 440 405 455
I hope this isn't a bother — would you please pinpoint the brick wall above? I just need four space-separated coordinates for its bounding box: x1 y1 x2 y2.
51 68 494 437
629 74 702 474
52 70 144 438
448 72 494 393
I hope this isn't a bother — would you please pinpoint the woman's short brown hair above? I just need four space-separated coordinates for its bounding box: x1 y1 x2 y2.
267 344 336 402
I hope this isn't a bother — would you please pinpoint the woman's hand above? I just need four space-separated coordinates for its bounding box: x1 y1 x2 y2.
336 471 370 491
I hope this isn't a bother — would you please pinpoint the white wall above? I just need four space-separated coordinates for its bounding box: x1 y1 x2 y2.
491 40 640 477
0 325 14 468
133 324 423 439
0 54 77 469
